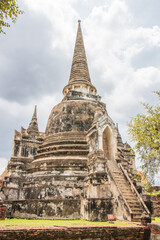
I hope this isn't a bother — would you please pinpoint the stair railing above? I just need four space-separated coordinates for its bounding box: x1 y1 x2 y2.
106 164 133 217
119 163 150 216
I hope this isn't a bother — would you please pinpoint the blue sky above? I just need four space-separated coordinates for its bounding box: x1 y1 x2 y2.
0 0 159 184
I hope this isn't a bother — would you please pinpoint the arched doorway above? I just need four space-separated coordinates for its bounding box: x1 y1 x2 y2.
103 126 115 160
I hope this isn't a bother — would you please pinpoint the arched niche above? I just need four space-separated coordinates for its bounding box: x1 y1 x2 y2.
103 126 115 161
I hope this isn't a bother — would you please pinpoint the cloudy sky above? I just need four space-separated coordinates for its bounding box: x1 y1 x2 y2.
0 0 159 184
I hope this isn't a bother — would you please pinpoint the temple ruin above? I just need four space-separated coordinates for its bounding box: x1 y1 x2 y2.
0 21 151 221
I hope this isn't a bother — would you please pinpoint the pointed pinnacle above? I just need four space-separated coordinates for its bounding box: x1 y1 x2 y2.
27 105 39 136
69 20 91 84
32 105 37 119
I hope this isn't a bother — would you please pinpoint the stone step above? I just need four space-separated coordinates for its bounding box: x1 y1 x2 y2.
128 202 141 206
125 197 138 201
117 184 130 189
127 201 141 205
132 213 142 218
129 204 142 208
113 178 126 182
130 206 143 210
120 188 132 191
131 210 143 214
130 204 142 208
131 210 142 214
129 202 141 206
112 173 124 176
107 161 147 222
112 172 123 175
127 203 141 208
115 181 127 185
123 194 136 199
113 177 126 181
113 177 124 180
116 182 128 186
122 191 135 195
34 149 89 159
37 144 89 154
39 140 88 149
132 217 141 222
117 186 131 191
121 190 135 194
118 188 131 192
121 191 133 194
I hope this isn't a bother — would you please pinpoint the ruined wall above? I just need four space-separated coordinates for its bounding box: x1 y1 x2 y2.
149 223 160 240
0 203 6 220
0 226 150 240
22 174 86 200
12 128 44 161
81 198 113 221
5 199 81 219
151 194 160 217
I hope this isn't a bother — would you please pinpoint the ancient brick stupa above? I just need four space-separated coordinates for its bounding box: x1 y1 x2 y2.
0 21 151 221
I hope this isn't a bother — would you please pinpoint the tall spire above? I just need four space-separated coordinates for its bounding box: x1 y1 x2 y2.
27 105 39 136
63 20 97 96
69 20 91 84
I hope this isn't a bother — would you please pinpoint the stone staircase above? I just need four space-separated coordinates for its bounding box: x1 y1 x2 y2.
107 160 147 222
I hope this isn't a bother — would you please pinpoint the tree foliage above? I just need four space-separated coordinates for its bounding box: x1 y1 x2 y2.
127 91 160 183
0 0 23 34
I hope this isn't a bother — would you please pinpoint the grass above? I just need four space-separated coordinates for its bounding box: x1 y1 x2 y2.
153 217 160 223
147 190 160 195
0 219 136 228
0 217 159 228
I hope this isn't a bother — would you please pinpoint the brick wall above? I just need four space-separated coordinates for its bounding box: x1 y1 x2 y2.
0 204 6 220
149 223 160 240
151 186 160 192
151 194 160 217
0 226 150 240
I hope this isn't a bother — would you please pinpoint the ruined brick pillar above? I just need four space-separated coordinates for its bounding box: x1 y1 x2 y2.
0 200 7 220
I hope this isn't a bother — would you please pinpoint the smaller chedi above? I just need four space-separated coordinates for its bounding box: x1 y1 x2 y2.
0 21 151 221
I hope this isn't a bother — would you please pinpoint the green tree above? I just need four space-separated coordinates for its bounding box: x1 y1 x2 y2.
0 0 23 34
127 92 160 184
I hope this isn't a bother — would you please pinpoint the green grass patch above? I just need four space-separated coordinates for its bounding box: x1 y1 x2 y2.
153 217 160 223
147 190 160 195
0 219 136 228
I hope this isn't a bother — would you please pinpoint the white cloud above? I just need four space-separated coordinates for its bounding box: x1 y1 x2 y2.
23 0 78 54
0 92 61 132
83 0 160 111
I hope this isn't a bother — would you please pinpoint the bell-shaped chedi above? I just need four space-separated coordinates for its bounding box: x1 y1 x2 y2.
0 20 151 222
45 21 100 137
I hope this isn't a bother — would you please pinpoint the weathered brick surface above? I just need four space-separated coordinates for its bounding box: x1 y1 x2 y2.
152 194 160 217
0 226 150 240
5 199 81 219
0 204 6 220
150 223 160 234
